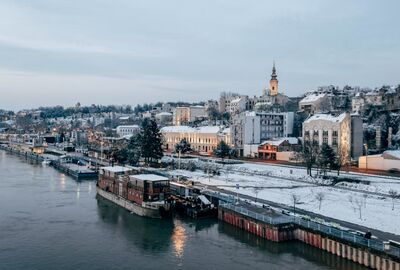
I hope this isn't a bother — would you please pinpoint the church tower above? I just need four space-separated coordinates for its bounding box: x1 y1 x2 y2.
269 62 278 96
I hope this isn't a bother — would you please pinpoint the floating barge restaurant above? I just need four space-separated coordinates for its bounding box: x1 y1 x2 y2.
97 166 172 218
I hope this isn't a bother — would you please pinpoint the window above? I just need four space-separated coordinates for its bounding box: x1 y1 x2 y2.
332 130 338 137
332 137 338 146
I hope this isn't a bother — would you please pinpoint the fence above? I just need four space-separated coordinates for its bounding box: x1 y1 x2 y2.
220 201 293 225
218 201 400 259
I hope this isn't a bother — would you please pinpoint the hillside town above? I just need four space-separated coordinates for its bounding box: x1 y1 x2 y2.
1 64 400 173
3 1 400 270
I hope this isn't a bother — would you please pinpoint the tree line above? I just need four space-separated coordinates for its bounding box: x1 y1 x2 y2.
300 141 347 177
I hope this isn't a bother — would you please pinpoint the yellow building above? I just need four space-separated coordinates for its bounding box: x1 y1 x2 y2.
161 126 231 154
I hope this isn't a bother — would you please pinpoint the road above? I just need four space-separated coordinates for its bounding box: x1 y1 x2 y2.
184 153 400 180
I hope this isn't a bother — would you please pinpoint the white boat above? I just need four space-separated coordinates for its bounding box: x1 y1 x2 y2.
42 159 51 165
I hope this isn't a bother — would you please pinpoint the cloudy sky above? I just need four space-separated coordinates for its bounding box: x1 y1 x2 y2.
0 0 399 110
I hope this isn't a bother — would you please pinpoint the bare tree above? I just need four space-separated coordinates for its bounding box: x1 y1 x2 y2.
301 141 318 176
348 195 356 213
253 186 261 202
225 165 232 183
315 192 325 210
349 195 363 220
362 193 368 208
389 189 399 210
333 145 349 176
291 194 302 218
354 197 364 220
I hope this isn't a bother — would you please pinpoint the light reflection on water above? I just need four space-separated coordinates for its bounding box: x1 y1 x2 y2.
172 220 187 258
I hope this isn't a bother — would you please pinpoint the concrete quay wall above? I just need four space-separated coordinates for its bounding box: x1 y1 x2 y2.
219 207 400 270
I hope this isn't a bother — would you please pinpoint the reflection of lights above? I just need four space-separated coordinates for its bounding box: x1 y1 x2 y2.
60 173 66 190
76 183 80 200
171 221 187 258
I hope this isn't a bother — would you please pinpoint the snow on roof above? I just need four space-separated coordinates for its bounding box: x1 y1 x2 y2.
222 127 230 134
116 125 139 129
283 137 299 144
260 137 299 146
161 125 222 134
161 126 195 133
299 93 327 104
130 174 169 182
304 113 347 124
386 88 396 95
156 112 172 116
119 116 130 120
230 97 243 103
101 166 131 173
365 91 379 96
383 150 400 160
197 126 221 134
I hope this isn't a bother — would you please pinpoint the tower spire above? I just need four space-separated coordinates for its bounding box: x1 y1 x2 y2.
269 61 278 96
271 61 277 80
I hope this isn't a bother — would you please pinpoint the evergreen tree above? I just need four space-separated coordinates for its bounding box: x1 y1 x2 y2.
138 118 163 165
318 144 336 176
126 134 141 165
213 141 231 160
175 138 192 154
112 147 128 164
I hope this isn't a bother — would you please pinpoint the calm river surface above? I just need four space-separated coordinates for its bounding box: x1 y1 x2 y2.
0 150 368 270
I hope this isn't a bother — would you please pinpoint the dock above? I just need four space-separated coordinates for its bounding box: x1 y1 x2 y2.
52 161 98 180
0 144 97 180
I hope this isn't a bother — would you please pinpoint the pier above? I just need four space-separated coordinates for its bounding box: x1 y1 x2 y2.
52 161 97 180
0 144 97 180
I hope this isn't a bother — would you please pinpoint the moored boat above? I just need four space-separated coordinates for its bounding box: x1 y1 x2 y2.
97 166 172 219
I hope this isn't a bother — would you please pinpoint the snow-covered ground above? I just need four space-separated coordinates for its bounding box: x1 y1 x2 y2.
168 160 400 235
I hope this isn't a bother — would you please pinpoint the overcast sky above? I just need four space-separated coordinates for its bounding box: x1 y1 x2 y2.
0 0 399 110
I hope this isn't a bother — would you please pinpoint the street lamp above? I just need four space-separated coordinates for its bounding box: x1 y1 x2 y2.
363 143 368 172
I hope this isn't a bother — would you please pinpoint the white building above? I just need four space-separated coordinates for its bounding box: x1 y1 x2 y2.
155 112 173 124
302 112 351 161
299 93 330 114
227 96 248 115
258 111 294 140
364 91 383 106
231 111 294 157
173 106 207 126
116 125 140 138
351 93 365 113
359 150 400 172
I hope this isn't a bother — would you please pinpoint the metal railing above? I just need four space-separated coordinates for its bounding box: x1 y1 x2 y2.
220 202 293 225
218 201 400 258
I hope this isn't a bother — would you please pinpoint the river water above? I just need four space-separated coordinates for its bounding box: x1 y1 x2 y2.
0 150 367 270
